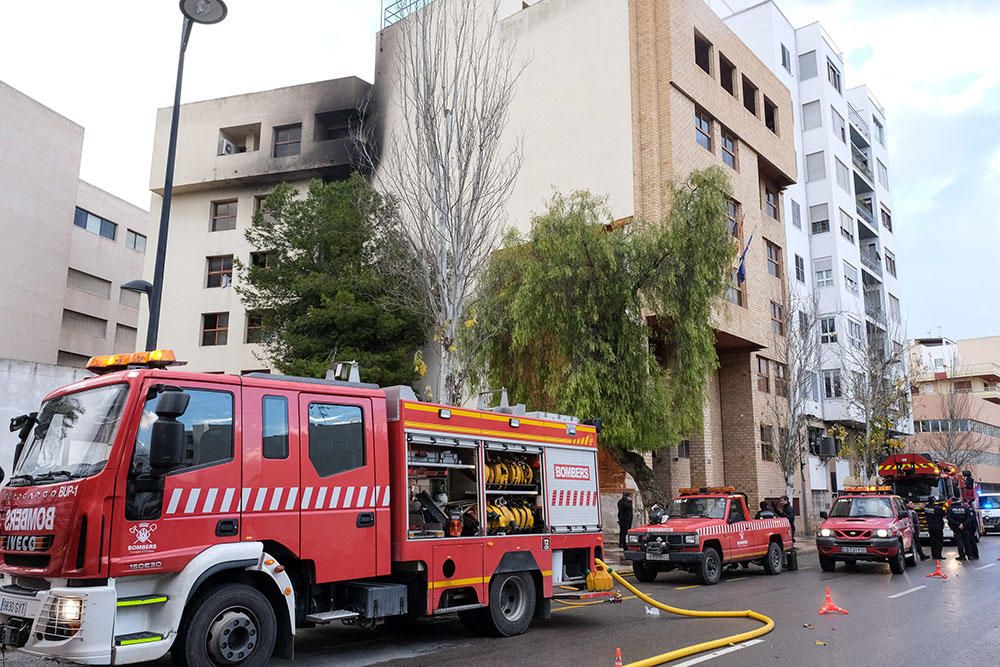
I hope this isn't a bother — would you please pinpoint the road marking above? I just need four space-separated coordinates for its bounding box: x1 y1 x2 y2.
725 577 747 582
675 585 701 590
888 585 926 599
976 563 996 570
670 639 764 666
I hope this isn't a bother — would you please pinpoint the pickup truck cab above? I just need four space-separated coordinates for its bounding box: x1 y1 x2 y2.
623 488 792 585
816 488 918 574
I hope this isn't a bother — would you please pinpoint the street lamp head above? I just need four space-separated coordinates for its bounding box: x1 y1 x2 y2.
179 0 227 24
122 279 154 295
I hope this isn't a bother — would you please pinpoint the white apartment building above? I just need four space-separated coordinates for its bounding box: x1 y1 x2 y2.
713 1 909 512
0 81 150 367
142 78 371 374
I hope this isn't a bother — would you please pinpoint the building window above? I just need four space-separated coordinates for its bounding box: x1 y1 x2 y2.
308 404 365 477
73 207 117 240
885 250 897 277
677 440 691 459
202 312 229 346
781 44 792 73
246 312 265 344
791 200 801 229
848 319 863 348
881 208 893 232
721 129 738 169
262 396 289 459
766 240 782 277
253 194 275 224
805 151 826 182
694 32 712 74
273 123 302 158
843 261 859 295
831 107 846 143
889 294 901 323
820 316 838 344
764 97 778 134
57 350 91 368
66 268 111 299
250 250 274 270
742 76 758 116
771 301 785 336
757 356 771 393
840 209 854 243
953 380 973 393
774 362 789 398
802 100 822 131
314 110 356 142
823 369 843 399
873 117 886 146
877 160 889 189
760 424 775 461
126 229 147 253
726 199 741 238
695 109 712 151
211 200 238 232
726 268 745 307
815 258 834 287
835 158 851 193
719 53 737 96
795 255 806 283
120 287 141 308
810 203 830 234
798 51 818 80
827 58 842 93
764 184 779 220
114 323 137 352
206 255 234 288
61 309 107 339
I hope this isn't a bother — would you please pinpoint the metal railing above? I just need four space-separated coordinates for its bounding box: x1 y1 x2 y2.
856 201 877 227
383 0 432 28
860 250 882 277
851 143 874 182
847 103 870 141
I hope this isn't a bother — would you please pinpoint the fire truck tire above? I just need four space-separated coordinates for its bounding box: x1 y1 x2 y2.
172 583 277 667
818 555 836 572
633 561 658 583
485 572 536 637
696 548 722 585
889 542 906 574
762 542 783 575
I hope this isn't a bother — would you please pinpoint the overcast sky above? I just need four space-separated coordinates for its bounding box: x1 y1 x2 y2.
2 1 997 341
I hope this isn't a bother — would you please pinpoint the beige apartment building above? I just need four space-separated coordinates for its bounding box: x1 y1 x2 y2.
910 336 1000 490
376 0 798 505
143 77 371 374
0 81 149 367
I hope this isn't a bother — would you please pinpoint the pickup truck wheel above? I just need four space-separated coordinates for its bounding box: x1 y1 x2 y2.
889 542 906 574
633 561 658 583
483 572 535 637
172 583 276 667
762 542 783 575
819 555 836 572
696 548 722 585
905 540 918 567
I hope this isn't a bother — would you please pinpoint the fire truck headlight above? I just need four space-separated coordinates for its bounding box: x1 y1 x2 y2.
683 534 698 545
819 528 833 537
626 533 640 544
54 596 83 624
875 529 890 538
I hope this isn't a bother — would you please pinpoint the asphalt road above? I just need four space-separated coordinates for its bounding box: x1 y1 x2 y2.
5 537 1000 666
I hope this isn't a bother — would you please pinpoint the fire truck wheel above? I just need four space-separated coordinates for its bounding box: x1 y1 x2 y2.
818 555 836 572
485 572 536 637
889 542 906 575
633 561 658 583
762 542 783 575
696 548 722 585
172 583 277 667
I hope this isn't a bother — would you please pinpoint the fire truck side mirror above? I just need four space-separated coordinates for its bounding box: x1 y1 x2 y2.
149 391 190 472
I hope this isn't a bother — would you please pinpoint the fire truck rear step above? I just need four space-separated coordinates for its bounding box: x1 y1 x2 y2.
304 610 360 624
114 631 164 646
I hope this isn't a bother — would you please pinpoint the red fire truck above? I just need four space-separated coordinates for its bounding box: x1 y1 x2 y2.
878 452 982 539
0 351 610 665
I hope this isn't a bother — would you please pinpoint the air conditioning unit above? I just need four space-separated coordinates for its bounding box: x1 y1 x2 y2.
218 138 238 156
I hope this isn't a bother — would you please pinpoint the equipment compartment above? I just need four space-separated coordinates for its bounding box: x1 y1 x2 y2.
484 446 545 536
406 434 482 539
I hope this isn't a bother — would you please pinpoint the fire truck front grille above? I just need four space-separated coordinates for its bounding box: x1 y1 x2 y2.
834 529 872 539
12 577 49 592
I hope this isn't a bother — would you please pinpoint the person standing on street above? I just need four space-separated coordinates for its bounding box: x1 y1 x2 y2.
755 501 776 519
617 490 634 550
778 496 796 542
905 501 928 560
946 497 971 561
923 496 946 561
962 498 980 560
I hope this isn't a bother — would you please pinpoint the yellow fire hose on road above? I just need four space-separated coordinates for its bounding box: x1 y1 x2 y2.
594 558 775 667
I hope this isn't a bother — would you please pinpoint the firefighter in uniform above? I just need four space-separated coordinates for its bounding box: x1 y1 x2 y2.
946 497 973 561
962 498 980 560
923 497 946 561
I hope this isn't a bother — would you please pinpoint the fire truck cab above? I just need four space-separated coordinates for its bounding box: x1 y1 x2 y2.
0 352 609 665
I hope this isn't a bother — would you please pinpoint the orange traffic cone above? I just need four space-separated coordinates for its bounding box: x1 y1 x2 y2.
817 585 848 615
614 647 623 667
926 560 948 579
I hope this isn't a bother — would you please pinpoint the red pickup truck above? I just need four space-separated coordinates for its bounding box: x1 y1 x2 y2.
815 487 919 574
623 488 793 585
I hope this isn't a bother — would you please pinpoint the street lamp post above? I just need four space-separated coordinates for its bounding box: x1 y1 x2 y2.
145 0 228 351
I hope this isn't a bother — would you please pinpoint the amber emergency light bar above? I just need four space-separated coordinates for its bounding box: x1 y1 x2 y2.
86 349 182 374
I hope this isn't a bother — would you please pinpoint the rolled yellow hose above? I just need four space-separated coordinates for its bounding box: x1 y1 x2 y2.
595 558 775 667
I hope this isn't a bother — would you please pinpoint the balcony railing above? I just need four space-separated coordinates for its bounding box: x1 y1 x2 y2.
384 0 432 27
852 144 874 182
848 103 871 142
860 250 883 277
856 201 877 227
865 298 886 323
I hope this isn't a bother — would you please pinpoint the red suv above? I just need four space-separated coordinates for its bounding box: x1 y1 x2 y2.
816 490 918 574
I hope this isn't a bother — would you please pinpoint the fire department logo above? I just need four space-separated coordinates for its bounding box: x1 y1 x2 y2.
128 522 158 553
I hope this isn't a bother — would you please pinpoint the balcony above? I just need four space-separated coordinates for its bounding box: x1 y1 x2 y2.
865 295 885 323
856 199 877 228
852 143 874 183
384 0 431 27
848 103 871 142
860 249 882 277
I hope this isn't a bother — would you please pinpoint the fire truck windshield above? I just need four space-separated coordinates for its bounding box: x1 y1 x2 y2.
893 479 940 502
830 496 895 519
666 497 728 519
13 384 129 484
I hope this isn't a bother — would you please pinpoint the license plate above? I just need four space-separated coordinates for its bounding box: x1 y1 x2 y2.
0 597 28 618
646 553 671 561
839 546 867 554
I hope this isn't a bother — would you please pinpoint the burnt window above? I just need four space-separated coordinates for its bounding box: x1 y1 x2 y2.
694 32 712 75
742 76 758 116
273 124 302 158
211 200 237 232
764 96 778 134
719 53 736 96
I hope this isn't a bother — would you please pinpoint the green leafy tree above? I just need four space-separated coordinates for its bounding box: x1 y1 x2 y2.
236 175 426 387
469 168 735 507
